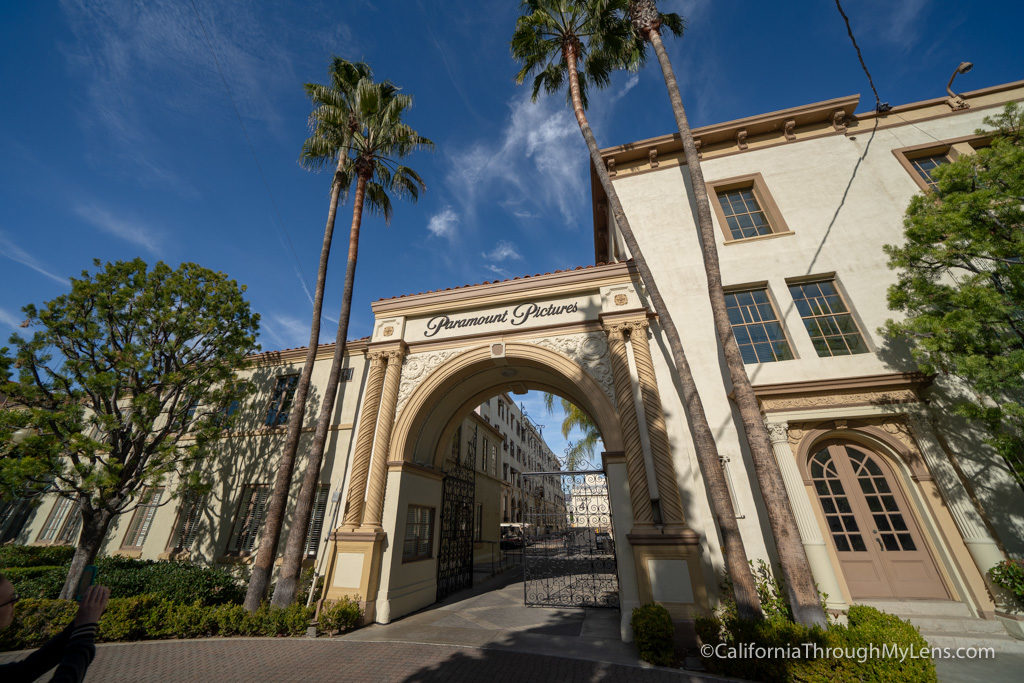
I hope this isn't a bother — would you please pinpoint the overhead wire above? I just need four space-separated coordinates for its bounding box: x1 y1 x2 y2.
833 0 890 113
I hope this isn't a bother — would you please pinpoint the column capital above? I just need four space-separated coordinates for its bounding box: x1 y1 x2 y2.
603 322 630 340
366 350 386 364
765 421 790 445
626 318 650 335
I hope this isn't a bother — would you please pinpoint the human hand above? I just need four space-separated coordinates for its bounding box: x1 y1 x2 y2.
73 585 110 626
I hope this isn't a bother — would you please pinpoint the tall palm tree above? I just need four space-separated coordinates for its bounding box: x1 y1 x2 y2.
512 0 761 620
628 0 825 626
542 393 601 469
270 74 432 606
245 58 374 611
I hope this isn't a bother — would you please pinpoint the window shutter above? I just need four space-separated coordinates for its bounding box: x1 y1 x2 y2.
304 485 330 556
177 496 202 551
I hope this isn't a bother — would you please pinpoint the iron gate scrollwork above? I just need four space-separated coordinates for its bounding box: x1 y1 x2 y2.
436 425 476 601
522 471 619 608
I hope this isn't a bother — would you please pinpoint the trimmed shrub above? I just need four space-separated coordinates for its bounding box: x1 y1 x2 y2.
696 605 936 682
318 596 362 635
0 545 76 568
0 597 315 652
631 603 675 666
2 566 66 599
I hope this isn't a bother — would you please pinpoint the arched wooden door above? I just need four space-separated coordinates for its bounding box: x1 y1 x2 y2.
809 441 948 600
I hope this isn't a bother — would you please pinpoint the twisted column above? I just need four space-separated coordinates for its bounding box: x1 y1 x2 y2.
605 323 654 525
361 349 405 530
340 352 385 530
765 421 846 609
627 320 685 525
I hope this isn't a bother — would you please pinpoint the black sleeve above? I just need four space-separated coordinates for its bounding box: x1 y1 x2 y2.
48 623 98 683
0 624 73 682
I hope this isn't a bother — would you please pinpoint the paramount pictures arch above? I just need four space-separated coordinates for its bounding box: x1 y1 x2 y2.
321 262 710 636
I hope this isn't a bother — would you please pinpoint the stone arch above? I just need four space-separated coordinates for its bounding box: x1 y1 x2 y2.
795 424 930 483
390 341 624 470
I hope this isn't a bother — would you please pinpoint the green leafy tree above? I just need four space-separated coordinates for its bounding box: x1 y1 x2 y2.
512 0 762 620
541 393 600 469
0 259 259 599
884 102 1024 487
626 0 825 626
264 62 432 608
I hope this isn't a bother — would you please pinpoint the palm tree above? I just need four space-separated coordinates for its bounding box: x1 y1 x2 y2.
512 0 761 620
627 0 825 626
542 393 601 469
244 58 374 611
270 72 432 606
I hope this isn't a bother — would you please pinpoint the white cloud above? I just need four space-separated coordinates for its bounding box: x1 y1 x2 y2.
427 207 459 239
0 232 68 286
75 204 162 256
0 307 25 331
483 240 522 262
484 264 511 279
260 313 311 350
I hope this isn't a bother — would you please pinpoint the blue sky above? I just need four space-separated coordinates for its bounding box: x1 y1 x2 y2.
1 1 1022 453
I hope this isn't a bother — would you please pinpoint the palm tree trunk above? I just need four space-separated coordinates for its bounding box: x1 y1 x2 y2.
244 159 345 611
647 26 825 626
272 174 368 606
564 41 761 621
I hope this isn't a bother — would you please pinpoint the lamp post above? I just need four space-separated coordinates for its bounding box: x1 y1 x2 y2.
946 61 973 110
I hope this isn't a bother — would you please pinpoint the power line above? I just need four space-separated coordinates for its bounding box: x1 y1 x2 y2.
187 0 314 304
834 0 890 113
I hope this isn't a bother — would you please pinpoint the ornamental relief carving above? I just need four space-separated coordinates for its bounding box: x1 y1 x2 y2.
760 389 918 413
394 348 462 418
531 331 616 405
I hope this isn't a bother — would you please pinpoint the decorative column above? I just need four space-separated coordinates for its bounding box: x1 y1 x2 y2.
906 413 1005 584
340 352 386 530
604 323 654 525
627 319 685 525
766 421 847 610
361 348 405 531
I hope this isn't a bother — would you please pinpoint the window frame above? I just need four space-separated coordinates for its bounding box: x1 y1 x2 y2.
303 484 331 557
167 493 203 553
892 134 991 193
785 274 872 358
227 483 270 555
37 497 75 544
706 172 792 244
723 283 796 364
402 504 435 563
120 485 165 551
264 374 300 427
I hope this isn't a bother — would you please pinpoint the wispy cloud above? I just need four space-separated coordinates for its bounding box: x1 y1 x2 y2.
74 204 162 255
0 232 68 286
260 313 312 350
483 240 522 262
484 264 511 279
427 207 460 239
0 307 25 331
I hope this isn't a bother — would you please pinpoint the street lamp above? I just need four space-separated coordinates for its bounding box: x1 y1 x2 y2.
946 61 973 110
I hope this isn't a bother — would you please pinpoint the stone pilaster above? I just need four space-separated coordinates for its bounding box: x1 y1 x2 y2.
604 323 654 525
906 413 1005 583
765 421 846 610
627 320 685 525
361 349 405 531
340 352 385 530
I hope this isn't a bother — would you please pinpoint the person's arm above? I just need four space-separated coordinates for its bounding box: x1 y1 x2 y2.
49 585 109 683
0 625 74 682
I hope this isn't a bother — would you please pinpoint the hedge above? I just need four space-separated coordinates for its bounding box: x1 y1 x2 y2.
696 604 937 682
631 604 675 666
0 545 76 568
3 553 244 606
0 596 332 652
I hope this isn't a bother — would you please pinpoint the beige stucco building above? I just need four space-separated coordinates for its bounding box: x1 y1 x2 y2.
9 79 1024 644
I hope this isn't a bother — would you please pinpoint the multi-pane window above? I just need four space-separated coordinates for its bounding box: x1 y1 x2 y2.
716 187 773 240
304 485 331 557
788 279 868 357
909 154 949 190
849 450 916 552
37 497 75 543
228 484 270 553
724 289 793 363
402 505 434 562
809 449 866 553
341 368 355 382
170 494 203 552
265 375 299 426
121 486 164 550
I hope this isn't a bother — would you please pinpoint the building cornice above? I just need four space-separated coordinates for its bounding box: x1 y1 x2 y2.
246 337 369 367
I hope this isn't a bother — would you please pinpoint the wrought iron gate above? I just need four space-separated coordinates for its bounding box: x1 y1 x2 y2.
436 425 476 601
522 471 619 608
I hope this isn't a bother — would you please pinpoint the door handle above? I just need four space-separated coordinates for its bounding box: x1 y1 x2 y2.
871 530 883 551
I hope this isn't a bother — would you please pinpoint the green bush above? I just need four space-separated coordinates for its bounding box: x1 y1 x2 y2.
696 605 936 682
0 544 76 568
630 603 675 666
1 548 245 606
0 597 315 652
318 596 362 635
989 559 1024 608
